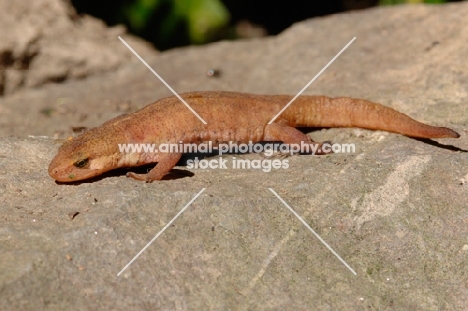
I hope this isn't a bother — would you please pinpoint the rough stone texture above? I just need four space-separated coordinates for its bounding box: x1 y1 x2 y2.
0 0 154 96
1 1 468 310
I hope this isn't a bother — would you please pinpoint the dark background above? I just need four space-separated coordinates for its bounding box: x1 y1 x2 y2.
71 0 461 50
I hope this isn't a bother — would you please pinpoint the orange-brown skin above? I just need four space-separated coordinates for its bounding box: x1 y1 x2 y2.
48 91 459 182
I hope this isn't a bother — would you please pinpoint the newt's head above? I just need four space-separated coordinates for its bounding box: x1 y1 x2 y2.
48 129 120 182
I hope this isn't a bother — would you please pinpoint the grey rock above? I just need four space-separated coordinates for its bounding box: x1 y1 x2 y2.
0 0 154 96
1 1 467 310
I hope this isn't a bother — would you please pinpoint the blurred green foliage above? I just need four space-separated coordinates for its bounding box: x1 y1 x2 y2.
123 0 229 47
379 0 446 4
101 0 456 49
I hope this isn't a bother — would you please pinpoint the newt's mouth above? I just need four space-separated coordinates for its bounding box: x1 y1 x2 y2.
48 165 105 182
48 158 105 182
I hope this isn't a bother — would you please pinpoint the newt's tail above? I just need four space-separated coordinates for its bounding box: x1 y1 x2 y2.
284 96 459 139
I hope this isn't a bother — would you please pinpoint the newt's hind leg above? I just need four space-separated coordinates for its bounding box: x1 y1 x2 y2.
127 153 183 182
264 123 331 155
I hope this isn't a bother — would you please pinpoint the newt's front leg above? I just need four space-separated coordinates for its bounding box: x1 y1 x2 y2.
126 153 182 182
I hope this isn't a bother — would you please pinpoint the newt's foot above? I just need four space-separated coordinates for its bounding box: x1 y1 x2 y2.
315 141 334 155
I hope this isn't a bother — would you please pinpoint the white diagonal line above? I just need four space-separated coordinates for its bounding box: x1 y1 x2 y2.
268 37 356 124
118 36 207 124
117 188 206 276
268 188 357 276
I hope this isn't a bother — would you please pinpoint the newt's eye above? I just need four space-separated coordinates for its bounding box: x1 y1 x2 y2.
74 158 89 168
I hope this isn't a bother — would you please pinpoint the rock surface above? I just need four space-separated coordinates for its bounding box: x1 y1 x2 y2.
1 1 467 310
0 0 153 96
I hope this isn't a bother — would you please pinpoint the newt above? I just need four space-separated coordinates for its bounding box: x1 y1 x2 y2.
48 91 459 182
